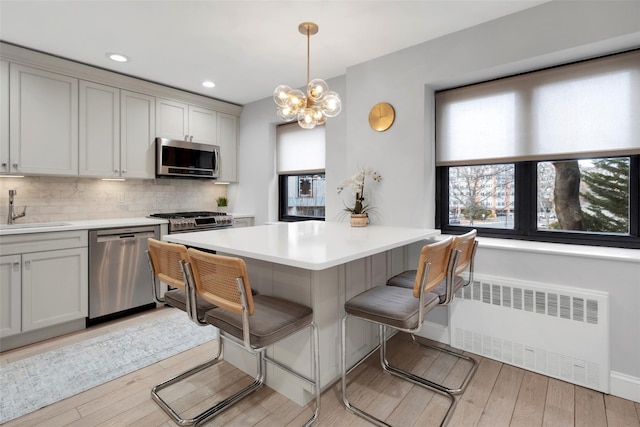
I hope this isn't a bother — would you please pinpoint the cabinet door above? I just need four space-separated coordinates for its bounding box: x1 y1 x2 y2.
156 98 188 141
0 255 21 338
79 81 120 177
188 105 217 145
0 60 8 174
217 112 238 182
22 248 88 332
9 64 78 175
121 90 155 179
233 217 254 228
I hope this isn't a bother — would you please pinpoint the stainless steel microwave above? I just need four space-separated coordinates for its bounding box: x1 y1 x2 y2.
156 138 220 179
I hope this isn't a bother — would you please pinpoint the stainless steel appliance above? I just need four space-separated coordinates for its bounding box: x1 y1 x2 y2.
148 211 233 234
88 225 160 324
156 137 220 179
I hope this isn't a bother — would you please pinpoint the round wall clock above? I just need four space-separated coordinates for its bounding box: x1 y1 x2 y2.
368 102 395 132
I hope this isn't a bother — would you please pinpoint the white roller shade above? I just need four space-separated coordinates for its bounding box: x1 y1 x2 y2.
436 50 640 166
276 123 325 174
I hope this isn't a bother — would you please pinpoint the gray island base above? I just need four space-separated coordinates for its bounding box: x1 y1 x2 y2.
164 221 440 405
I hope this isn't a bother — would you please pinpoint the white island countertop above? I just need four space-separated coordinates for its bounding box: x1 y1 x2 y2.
164 221 440 271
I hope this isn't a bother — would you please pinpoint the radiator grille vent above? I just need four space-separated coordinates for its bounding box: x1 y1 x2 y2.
458 280 599 326
452 275 609 393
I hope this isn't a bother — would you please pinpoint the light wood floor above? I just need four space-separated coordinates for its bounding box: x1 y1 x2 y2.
2 307 639 427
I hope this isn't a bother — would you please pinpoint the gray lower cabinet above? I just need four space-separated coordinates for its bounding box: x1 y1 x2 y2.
233 217 254 228
0 231 88 342
0 254 21 337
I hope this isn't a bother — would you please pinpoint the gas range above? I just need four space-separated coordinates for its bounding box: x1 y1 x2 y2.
149 211 234 233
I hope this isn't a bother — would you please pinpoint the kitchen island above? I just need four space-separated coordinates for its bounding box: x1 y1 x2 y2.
164 221 440 405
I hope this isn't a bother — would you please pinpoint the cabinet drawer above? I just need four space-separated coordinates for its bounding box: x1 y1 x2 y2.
0 230 87 255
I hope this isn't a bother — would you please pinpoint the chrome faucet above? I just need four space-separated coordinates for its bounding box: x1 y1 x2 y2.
8 189 26 224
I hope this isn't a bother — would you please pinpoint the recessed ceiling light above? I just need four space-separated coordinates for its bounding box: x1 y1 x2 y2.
107 53 129 63
202 81 216 88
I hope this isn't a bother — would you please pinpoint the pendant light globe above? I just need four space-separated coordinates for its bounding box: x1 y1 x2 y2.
273 22 342 128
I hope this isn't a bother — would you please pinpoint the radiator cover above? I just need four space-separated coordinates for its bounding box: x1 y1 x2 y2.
450 275 609 393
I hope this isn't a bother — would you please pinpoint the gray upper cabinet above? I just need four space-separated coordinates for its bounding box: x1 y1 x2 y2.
79 82 156 179
0 61 9 174
217 112 238 182
1 43 240 180
9 64 79 176
187 105 218 145
79 81 120 177
120 90 156 179
156 98 188 141
156 98 218 145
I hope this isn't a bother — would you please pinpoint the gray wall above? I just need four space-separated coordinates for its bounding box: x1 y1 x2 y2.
233 0 640 393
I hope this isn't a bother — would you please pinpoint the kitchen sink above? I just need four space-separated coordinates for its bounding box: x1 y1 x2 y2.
0 222 70 229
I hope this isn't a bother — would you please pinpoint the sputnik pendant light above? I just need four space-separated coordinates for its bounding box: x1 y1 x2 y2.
273 22 342 129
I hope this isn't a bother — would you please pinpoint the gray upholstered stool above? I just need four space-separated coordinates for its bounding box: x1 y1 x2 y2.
152 247 321 426
385 229 479 395
341 237 457 427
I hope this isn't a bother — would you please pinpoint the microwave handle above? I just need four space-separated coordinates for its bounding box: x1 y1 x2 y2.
215 148 220 172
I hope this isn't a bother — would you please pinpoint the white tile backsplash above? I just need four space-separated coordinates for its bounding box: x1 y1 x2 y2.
0 177 227 223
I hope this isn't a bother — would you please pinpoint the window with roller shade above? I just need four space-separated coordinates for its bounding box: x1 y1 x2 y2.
277 123 326 221
435 50 639 248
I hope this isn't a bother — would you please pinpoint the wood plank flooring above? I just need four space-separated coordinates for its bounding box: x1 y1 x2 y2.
2 308 639 427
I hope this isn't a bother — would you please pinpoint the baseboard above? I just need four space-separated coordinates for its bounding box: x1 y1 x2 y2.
610 371 640 403
415 321 450 345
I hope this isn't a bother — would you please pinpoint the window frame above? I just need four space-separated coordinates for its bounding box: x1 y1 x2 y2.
436 156 640 249
278 173 326 222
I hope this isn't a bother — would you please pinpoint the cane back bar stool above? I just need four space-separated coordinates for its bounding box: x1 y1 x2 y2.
153 247 321 426
342 237 458 427
146 238 226 426
385 229 479 395
146 238 217 320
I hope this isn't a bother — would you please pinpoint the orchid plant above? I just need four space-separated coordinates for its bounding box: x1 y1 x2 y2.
337 167 383 215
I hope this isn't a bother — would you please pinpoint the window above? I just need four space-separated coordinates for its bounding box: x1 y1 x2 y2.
279 173 326 220
436 50 640 248
276 123 326 221
448 164 515 229
536 157 631 233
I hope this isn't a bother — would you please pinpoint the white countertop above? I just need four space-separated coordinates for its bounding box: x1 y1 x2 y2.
0 217 168 236
164 221 440 271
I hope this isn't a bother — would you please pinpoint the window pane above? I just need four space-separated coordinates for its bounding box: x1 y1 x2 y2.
448 164 515 229
284 174 325 218
536 157 630 234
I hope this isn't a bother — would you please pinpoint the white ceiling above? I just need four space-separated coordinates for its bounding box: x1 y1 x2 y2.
0 1 548 106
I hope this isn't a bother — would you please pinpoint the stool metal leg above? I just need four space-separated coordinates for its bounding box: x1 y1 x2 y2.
409 333 478 394
151 334 265 426
195 345 265 426
151 340 223 426
304 322 321 427
380 326 457 426
342 315 392 427
342 317 457 427
264 322 321 426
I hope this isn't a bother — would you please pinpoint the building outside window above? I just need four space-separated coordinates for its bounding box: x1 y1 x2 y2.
276 123 326 221
280 173 326 219
436 49 639 248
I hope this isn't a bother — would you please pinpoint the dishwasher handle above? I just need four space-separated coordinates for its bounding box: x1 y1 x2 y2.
95 230 156 243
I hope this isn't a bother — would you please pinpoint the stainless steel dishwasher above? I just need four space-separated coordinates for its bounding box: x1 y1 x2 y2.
88 225 160 323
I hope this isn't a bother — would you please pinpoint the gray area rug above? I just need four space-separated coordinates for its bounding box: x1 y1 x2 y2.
0 309 217 423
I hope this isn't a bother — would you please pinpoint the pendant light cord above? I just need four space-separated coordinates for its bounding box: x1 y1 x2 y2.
306 25 310 85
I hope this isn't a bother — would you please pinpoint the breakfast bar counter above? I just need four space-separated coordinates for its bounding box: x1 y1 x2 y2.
164 221 440 405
